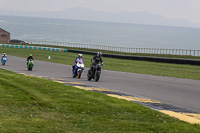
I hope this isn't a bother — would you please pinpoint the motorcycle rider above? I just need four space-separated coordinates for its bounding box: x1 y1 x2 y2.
72 54 85 78
90 52 104 72
27 54 34 66
1 53 7 62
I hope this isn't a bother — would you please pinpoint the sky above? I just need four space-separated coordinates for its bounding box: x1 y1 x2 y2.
0 0 200 24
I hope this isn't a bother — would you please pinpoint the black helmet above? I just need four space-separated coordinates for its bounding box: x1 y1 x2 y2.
97 52 102 57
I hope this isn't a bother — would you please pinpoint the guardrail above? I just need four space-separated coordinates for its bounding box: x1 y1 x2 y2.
0 44 67 52
26 40 200 56
69 49 200 65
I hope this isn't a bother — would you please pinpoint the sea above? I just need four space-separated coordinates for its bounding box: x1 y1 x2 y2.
1 15 200 50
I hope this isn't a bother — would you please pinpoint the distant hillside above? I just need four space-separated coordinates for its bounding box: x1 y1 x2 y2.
0 7 199 28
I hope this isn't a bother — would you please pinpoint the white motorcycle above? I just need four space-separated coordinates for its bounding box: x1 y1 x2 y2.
72 62 85 78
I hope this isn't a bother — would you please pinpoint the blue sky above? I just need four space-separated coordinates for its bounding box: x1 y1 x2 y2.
0 0 200 23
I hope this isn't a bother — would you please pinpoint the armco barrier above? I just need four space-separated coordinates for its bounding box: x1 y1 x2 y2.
68 49 200 65
0 44 67 52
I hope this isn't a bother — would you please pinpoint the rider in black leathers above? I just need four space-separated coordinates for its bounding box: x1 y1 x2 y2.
90 52 104 72
27 54 34 66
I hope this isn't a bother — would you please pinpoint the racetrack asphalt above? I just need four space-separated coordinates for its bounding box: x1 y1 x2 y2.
1 55 200 113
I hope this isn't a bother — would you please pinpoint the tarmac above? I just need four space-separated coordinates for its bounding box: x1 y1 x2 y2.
1 55 200 124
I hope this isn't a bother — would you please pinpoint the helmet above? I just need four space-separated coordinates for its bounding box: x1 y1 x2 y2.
3 53 6 55
97 52 102 57
78 54 83 58
30 54 32 56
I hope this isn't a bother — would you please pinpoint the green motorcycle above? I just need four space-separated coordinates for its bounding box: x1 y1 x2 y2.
27 59 34 71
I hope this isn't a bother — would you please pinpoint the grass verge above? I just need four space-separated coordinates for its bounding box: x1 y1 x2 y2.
1 46 200 80
0 68 200 132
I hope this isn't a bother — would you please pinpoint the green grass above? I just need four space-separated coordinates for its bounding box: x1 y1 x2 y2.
1 46 200 80
0 68 200 132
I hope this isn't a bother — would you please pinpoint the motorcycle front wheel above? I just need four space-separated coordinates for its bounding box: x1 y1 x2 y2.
95 71 100 82
77 71 82 78
87 70 92 81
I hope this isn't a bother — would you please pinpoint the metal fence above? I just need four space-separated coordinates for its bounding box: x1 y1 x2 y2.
27 40 200 56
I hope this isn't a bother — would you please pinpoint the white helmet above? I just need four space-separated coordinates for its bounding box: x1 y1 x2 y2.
3 53 6 55
78 54 83 58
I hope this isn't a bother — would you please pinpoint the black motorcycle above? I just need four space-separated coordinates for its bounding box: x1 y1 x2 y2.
87 63 102 82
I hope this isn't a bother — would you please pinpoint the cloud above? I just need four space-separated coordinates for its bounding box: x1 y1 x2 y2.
0 0 200 23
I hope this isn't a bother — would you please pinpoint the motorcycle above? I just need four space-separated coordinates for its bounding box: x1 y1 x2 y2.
87 63 103 82
1 57 7 65
72 62 85 78
27 59 34 71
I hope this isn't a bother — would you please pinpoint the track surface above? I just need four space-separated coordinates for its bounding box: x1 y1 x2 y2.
1 56 200 113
